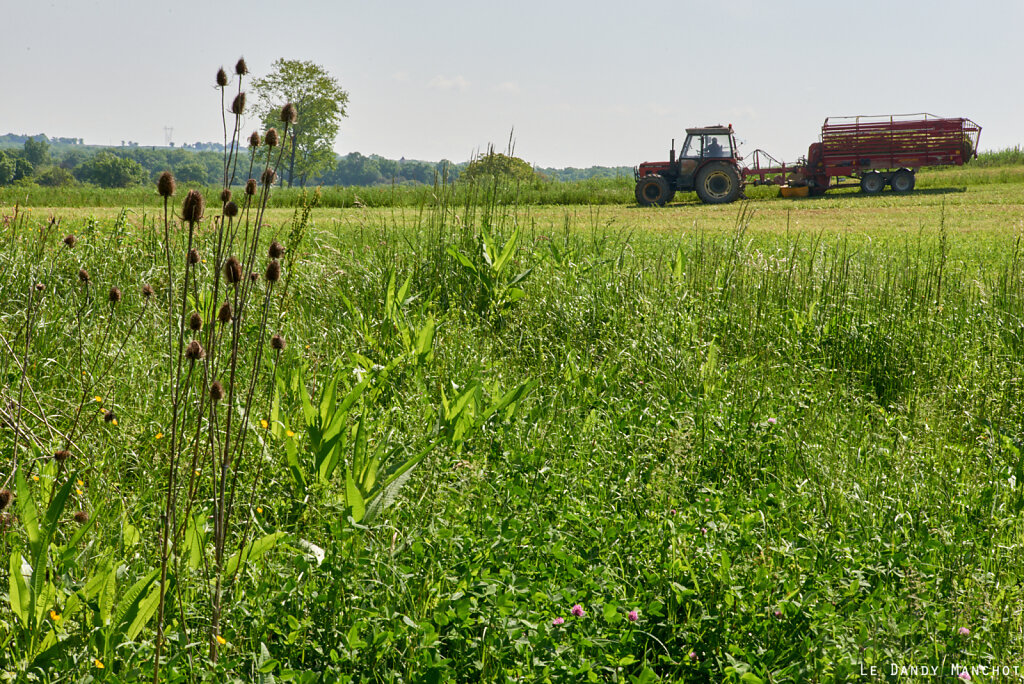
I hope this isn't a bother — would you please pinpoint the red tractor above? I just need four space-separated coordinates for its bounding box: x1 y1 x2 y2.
634 125 743 206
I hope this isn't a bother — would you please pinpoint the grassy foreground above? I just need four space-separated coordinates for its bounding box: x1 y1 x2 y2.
1 171 1024 683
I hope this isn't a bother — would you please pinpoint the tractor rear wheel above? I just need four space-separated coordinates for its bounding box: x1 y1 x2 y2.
635 175 672 206
860 171 884 194
695 162 742 204
890 169 915 193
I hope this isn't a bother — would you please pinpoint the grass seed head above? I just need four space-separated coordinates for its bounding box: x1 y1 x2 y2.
224 201 239 218
182 189 205 223
271 334 286 351
216 67 228 87
245 178 258 196
185 340 206 361
78 268 90 283
157 171 176 198
189 312 203 331
265 128 279 148
63 234 77 248
209 380 224 402
74 511 89 524
268 240 285 259
231 92 246 115
249 131 261 148
0 489 12 511
218 301 233 324
281 103 298 125
108 287 122 304
265 259 281 283
235 57 248 75
261 168 277 187
53 449 71 463
224 256 242 285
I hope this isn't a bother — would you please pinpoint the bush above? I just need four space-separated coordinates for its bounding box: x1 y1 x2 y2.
74 151 147 188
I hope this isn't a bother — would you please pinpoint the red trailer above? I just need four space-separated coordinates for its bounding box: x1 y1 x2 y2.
744 113 981 196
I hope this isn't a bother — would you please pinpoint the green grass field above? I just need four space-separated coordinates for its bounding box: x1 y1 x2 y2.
2 165 1023 682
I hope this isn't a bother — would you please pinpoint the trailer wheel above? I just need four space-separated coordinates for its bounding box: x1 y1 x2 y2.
635 175 671 206
695 162 742 204
890 169 915 193
860 172 884 194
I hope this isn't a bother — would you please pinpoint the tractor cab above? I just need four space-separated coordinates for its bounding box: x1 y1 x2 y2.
635 124 744 206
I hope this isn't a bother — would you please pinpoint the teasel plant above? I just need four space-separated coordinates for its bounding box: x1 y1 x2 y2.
152 58 298 678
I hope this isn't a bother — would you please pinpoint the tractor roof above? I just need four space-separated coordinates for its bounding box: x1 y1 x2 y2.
685 125 733 135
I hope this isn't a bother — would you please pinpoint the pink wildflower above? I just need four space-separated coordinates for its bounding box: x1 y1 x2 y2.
628 610 639 622
767 417 777 425
958 626 970 636
689 651 698 661
552 616 565 626
959 673 971 681
571 604 584 617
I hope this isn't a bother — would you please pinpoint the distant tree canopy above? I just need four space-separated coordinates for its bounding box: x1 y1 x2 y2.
74 151 147 188
252 59 349 188
460 152 539 184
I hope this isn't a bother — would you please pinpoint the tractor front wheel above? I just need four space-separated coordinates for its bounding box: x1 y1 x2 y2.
635 175 672 206
695 162 742 204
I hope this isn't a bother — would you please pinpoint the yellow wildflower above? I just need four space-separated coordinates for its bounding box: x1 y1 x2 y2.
286 430 295 438
94 659 104 669
216 634 226 645
93 396 102 402
32 475 39 482
257 507 263 514
50 610 61 621
112 419 118 426
260 420 268 429
76 488 83 496
77 479 84 487
155 432 164 439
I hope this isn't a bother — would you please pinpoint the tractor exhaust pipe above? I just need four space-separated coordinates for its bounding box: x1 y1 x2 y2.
669 138 675 165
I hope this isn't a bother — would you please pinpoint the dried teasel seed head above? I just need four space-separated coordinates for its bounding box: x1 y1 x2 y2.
185 340 206 360
231 92 246 115
63 234 77 248
261 168 277 187
74 511 89 524
218 301 233 324
265 260 281 283
35 283 45 292
108 287 122 304
53 449 71 463
249 271 259 283
209 380 224 403
270 334 286 351
265 128 279 148
235 57 248 75
187 248 200 265
280 102 298 125
157 171 176 198
189 312 203 331
0 489 11 511
182 189 205 223
224 201 239 218
103 411 116 423
268 240 285 259
220 188 232 203
216 67 228 87
142 283 154 299
249 131 261 148
245 178 258 196
224 256 242 285
78 268 90 283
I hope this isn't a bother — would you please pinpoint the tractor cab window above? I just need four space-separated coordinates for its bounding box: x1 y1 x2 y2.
680 135 701 158
702 135 729 158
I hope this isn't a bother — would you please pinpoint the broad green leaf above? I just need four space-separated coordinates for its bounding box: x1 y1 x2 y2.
346 470 365 522
493 226 519 274
9 550 29 623
125 575 172 641
415 317 435 361
446 246 477 273
226 531 286 577
112 568 160 640
29 475 75 624
15 469 40 557
353 418 367 476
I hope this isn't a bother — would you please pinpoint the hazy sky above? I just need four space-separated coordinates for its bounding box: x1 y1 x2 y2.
2 0 1021 168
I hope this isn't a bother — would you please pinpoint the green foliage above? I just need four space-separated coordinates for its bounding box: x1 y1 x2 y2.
74 150 147 187
461 150 539 184
252 58 350 187
22 137 50 166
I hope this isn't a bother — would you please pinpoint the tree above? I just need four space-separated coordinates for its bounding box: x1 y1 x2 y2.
0 151 16 185
460 151 539 185
252 58 349 187
23 137 50 166
74 151 147 188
